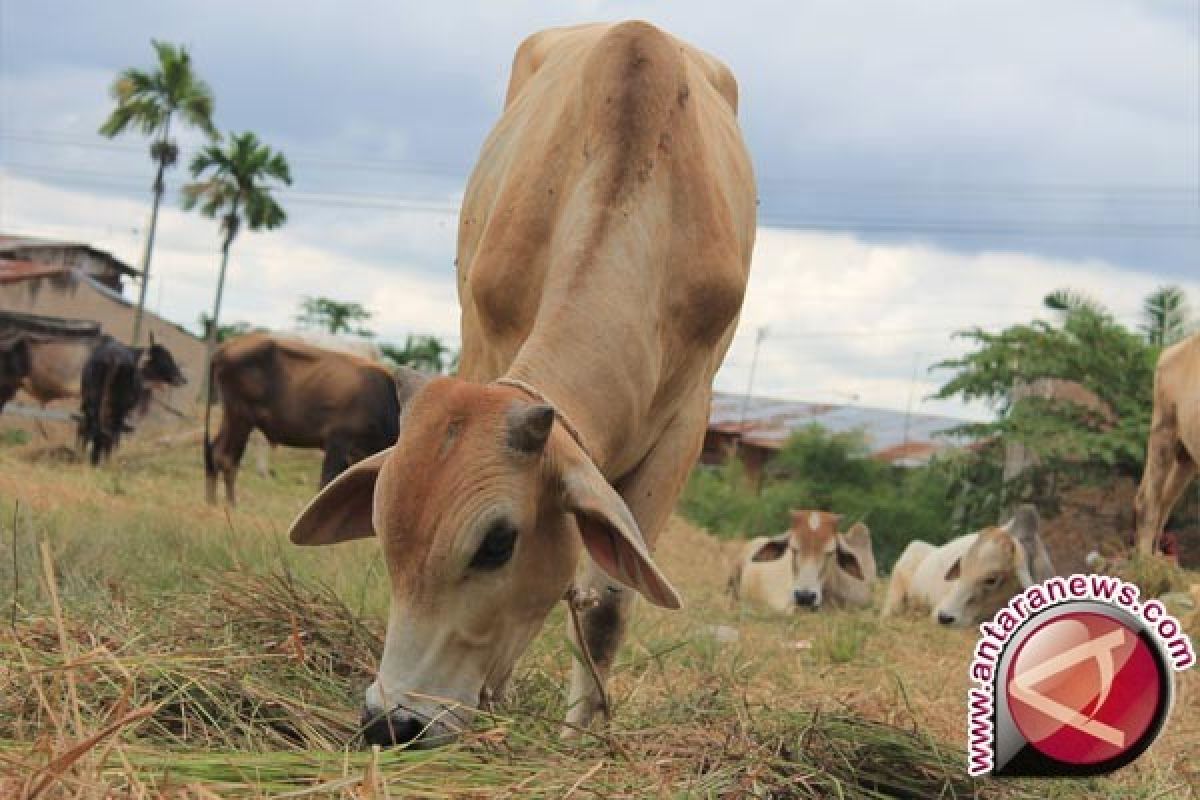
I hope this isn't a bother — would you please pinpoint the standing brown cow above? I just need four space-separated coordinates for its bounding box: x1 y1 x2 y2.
205 333 401 505
288 21 755 747
1135 333 1199 554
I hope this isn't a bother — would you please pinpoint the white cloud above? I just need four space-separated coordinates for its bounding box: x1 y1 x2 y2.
717 228 1200 419
6 173 1194 425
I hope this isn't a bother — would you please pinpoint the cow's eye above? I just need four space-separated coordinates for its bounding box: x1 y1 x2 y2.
985 575 1003 588
470 522 517 570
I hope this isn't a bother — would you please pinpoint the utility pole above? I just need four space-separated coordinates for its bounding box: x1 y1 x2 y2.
735 326 768 455
902 352 920 449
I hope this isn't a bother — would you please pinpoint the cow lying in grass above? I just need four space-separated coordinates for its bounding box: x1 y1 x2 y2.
730 510 877 612
881 505 1055 627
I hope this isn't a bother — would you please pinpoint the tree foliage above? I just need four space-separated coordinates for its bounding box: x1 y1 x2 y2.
932 288 1192 491
183 131 291 247
679 425 998 570
99 41 218 143
295 296 374 337
380 335 456 374
196 314 257 343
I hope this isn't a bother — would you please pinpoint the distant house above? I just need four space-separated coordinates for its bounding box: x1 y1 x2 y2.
702 391 970 483
0 233 206 411
0 234 140 294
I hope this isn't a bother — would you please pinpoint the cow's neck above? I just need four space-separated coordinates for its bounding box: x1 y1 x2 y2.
501 340 634 476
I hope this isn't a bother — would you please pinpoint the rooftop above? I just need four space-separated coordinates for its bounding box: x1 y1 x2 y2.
708 391 971 466
0 233 139 278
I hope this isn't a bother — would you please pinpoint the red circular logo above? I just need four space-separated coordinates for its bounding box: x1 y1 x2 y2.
1005 611 1163 765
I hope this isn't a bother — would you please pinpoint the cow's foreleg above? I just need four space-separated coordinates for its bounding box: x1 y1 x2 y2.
211 417 252 506
1135 411 1194 554
319 438 351 487
1136 453 1195 556
561 401 706 737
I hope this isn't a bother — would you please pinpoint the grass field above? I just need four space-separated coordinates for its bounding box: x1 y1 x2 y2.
0 430 1196 798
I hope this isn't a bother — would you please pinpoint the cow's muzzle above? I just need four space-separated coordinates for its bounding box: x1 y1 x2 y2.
360 706 454 749
793 589 819 610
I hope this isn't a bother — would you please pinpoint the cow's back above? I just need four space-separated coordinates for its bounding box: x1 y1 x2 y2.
215 333 395 448
456 22 755 470
23 337 94 403
1154 333 1200 452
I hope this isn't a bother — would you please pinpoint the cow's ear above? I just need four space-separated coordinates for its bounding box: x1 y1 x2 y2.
1006 504 1044 584
1009 537 1035 589
553 434 682 610
835 545 865 582
289 447 391 545
944 558 962 582
751 537 790 562
836 523 872 581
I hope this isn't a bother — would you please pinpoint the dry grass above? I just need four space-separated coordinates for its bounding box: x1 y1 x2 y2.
0 433 1196 798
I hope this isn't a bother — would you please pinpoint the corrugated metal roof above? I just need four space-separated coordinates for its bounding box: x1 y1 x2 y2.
709 391 970 464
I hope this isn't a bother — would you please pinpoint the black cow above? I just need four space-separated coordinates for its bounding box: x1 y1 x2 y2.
79 335 186 464
0 337 32 414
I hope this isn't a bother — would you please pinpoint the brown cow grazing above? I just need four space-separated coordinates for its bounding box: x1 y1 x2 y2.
0 336 32 414
205 333 401 505
288 21 755 748
1135 333 1200 555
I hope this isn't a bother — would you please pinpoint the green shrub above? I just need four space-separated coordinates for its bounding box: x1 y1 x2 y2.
679 425 1004 571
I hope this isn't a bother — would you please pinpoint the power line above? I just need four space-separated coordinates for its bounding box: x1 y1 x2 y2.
7 161 1199 240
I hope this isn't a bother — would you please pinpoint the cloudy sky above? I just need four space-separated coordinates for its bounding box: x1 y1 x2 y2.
1 1 1196 420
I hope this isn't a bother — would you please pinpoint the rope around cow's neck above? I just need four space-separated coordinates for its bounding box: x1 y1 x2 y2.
492 377 595 465
564 586 611 723
493 376 610 723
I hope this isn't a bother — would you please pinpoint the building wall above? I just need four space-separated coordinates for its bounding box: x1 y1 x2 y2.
0 270 206 412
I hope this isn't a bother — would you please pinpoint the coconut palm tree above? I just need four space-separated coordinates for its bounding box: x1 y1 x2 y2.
99 40 218 346
182 131 291 405
1140 285 1192 347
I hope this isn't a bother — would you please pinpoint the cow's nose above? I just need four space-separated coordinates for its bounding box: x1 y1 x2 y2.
793 589 818 608
937 612 956 626
360 706 426 748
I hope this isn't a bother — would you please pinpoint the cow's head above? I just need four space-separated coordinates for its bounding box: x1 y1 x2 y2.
138 335 186 388
934 506 1042 627
0 338 32 405
749 510 866 610
288 373 680 748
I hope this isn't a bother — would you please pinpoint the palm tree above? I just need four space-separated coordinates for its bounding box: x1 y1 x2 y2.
1140 286 1192 347
99 40 218 346
183 131 291 406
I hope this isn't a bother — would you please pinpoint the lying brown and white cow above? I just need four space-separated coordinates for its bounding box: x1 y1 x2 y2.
1135 332 1199 555
205 332 401 505
288 21 755 747
881 505 1055 627
730 511 877 612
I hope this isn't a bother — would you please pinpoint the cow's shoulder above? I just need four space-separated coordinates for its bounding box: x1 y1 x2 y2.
505 21 739 116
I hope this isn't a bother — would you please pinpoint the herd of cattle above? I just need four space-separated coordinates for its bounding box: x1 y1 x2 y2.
0 312 186 463
0 21 1196 748
729 503 1057 628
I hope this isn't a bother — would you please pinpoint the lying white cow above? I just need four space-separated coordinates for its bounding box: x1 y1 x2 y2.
731 510 877 612
881 505 1055 627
